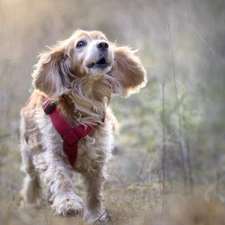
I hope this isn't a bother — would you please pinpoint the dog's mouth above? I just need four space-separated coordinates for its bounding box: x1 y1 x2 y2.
87 57 110 70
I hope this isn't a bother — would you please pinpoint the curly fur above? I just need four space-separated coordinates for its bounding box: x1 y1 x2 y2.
19 29 147 224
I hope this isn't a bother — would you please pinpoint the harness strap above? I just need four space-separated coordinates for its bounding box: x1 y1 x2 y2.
43 97 99 166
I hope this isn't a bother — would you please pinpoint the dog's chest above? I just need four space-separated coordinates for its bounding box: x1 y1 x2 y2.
74 122 113 172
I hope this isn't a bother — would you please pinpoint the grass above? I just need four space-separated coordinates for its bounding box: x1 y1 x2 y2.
1 134 225 224
1 0 225 224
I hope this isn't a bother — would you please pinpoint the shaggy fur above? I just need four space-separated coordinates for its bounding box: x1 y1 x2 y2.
19 30 147 224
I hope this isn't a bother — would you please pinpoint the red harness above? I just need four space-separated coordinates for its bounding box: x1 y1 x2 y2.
43 97 104 166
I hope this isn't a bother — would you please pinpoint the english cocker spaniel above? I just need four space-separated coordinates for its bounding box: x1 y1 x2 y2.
19 29 147 224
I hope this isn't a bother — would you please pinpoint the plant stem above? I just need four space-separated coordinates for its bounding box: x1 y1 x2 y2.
162 82 166 215
167 17 187 192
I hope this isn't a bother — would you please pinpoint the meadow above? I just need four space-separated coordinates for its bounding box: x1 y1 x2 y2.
0 0 225 224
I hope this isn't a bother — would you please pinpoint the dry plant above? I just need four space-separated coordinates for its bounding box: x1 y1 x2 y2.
0 0 225 224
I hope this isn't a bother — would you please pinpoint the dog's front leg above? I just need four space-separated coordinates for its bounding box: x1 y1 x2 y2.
33 152 83 216
82 166 106 224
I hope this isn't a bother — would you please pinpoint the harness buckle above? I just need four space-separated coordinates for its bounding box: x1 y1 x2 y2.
43 99 56 115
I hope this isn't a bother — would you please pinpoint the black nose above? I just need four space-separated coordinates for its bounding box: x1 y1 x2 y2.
97 41 109 51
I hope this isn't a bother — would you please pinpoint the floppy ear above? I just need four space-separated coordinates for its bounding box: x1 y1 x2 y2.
111 46 147 97
32 46 71 98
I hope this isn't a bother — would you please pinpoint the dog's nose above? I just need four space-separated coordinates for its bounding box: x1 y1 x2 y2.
97 41 109 51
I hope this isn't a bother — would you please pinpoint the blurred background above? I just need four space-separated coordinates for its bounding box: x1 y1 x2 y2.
0 0 225 224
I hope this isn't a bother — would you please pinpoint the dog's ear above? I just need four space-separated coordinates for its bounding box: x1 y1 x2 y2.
111 46 147 97
32 45 71 98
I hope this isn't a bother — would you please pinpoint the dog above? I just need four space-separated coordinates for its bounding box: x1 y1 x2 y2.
19 29 147 224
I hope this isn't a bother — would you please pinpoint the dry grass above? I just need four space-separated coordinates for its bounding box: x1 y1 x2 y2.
1 0 225 224
1 176 225 225
1 136 223 225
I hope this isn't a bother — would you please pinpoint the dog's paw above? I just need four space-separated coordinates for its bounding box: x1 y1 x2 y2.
18 192 41 209
19 200 41 209
53 195 84 216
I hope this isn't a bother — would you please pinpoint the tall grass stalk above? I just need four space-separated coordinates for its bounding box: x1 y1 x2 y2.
162 82 166 215
185 140 194 195
148 128 178 186
167 17 187 192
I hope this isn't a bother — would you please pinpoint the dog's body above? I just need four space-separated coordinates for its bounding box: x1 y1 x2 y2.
19 30 146 223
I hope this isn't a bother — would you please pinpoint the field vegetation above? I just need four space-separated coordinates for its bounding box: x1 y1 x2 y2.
0 0 225 224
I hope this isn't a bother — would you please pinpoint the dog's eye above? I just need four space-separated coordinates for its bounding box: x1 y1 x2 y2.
76 41 87 48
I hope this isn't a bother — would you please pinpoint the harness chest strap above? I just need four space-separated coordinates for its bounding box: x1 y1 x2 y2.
43 97 104 166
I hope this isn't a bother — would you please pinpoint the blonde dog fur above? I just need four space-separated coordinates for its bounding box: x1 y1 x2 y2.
19 30 147 223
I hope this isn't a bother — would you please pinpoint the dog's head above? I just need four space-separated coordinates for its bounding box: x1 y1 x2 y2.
32 30 147 99
74 30 113 76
